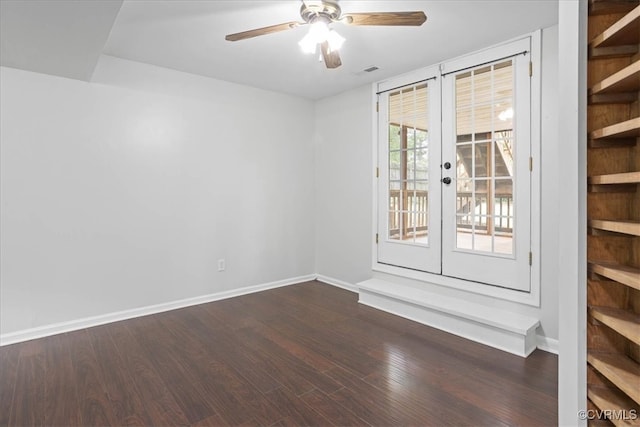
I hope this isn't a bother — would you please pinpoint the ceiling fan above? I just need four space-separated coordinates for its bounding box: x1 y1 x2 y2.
225 0 427 69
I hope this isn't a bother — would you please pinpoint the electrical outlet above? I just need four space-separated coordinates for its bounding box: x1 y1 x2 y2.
217 258 225 272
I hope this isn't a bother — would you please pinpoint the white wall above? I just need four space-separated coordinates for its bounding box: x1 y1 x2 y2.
0 56 315 335
314 25 560 341
557 1 588 424
314 85 373 285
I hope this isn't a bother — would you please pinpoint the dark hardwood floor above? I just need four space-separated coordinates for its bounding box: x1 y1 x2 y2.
0 280 558 426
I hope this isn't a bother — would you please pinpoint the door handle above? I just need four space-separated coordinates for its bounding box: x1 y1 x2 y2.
442 177 452 185
443 162 452 170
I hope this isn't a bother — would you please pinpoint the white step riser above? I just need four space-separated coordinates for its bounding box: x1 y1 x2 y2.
359 289 538 357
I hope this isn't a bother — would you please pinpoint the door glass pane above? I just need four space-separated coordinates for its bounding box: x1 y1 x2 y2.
389 124 401 150
474 142 491 178
494 178 514 254
456 215 473 250
456 179 472 213
456 144 472 179
388 83 429 245
494 136 513 177
389 211 400 240
454 60 514 255
406 150 415 181
389 151 401 180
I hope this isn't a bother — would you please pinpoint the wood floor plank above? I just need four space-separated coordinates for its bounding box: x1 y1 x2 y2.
200 358 283 426
299 388 371 427
125 315 218 424
44 333 80 427
364 360 549 426
190 413 227 427
67 330 119 427
266 312 385 378
160 308 285 425
87 325 154 426
323 365 415 426
0 280 557 426
266 283 353 324
173 306 284 394
107 322 190 427
0 343 21 426
199 296 264 331
234 326 343 395
241 318 337 372
264 387 333 426
9 341 46 427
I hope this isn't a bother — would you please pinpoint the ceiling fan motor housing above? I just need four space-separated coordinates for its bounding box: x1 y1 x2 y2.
300 1 342 24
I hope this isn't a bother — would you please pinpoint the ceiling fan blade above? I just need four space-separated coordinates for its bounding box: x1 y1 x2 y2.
225 21 304 42
320 42 342 69
342 11 427 26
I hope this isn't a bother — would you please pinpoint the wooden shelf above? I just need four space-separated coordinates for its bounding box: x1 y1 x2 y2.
588 386 640 427
588 352 640 405
590 0 640 16
589 172 640 184
591 5 640 48
591 60 640 94
589 220 640 236
588 183 638 193
589 262 640 290
590 306 640 344
590 117 640 140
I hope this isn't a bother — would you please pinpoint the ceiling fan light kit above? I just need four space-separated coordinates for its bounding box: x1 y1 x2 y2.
225 0 427 69
298 20 345 55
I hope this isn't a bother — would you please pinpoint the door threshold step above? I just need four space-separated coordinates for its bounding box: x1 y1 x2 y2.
357 278 540 357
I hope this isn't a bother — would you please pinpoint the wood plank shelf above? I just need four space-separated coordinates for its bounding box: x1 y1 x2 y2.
588 352 640 405
588 183 638 193
591 60 640 94
588 386 640 427
591 45 639 59
589 171 640 184
589 306 640 344
591 5 640 48
590 117 640 140
588 262 640 290
589 219 640 236
590 92 639 104
589 0 640 16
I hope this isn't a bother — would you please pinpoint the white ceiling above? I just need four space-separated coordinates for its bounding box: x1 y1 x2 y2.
1 0 558 100
0 0 123 81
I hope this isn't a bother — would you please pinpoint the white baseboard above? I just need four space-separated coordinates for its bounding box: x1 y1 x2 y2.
315 274 358 293
0 274 315 346
536 334 559 354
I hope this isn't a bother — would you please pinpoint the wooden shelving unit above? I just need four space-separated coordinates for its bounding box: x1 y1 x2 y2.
587 1 640 425
588 386 640 427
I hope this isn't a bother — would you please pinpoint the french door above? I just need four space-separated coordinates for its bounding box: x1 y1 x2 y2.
377 38 532 292
377 66 441 274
